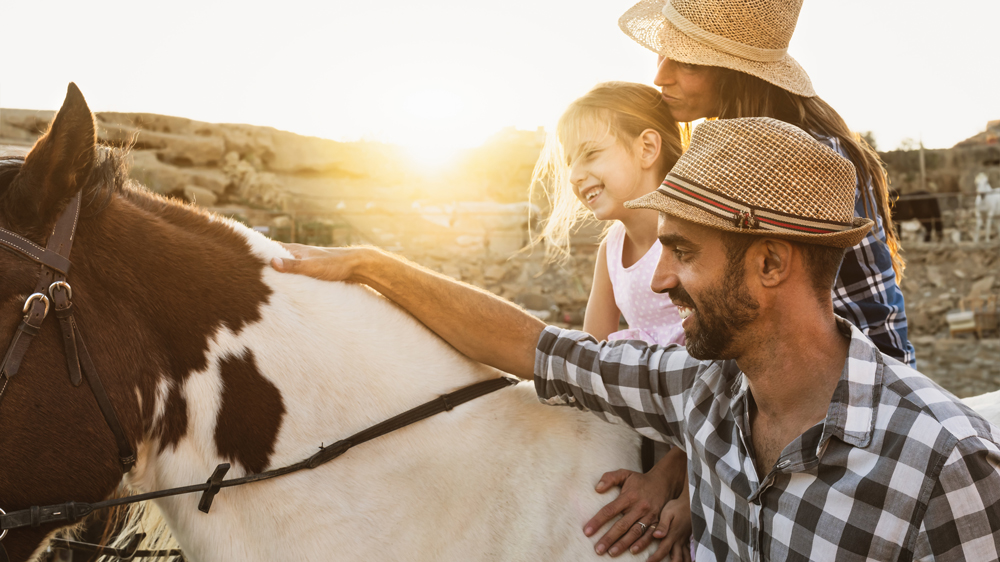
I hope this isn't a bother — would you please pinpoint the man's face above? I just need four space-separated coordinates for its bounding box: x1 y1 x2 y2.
651 215 759 360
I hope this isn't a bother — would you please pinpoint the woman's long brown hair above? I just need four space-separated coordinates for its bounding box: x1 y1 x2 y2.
709 69 905 279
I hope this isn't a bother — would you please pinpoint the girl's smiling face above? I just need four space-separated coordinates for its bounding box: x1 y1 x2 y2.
566 130 644 222
563 122 662 223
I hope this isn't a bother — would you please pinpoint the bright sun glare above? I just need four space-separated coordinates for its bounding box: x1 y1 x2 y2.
397 89 484 169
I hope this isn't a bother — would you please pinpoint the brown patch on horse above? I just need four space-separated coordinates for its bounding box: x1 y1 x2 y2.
214 349 285 473
156 381 190 450
79 189 276 455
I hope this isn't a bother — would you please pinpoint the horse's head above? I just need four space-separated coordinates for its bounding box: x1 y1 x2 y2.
976 172 992 192
0 84 136 560
0 84 276 560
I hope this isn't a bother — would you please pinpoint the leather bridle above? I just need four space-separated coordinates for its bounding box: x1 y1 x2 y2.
0 191 137 474
0 191 136 559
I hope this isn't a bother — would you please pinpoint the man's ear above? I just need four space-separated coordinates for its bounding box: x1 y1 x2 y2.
635 129 662 170
754 238 794 287
12 83 96 230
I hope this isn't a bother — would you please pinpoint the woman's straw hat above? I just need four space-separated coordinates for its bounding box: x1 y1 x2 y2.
626 118 872 248
619 0 816 97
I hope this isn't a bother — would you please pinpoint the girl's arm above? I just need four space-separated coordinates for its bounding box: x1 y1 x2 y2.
581 240 693 561
583 240 623 341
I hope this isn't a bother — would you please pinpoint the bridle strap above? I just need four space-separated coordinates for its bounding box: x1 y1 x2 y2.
0 193 81 384
72 322 136 471
0 192 136 472
0 231 72 275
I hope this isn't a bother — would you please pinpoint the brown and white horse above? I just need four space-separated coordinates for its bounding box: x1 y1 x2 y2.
0 86 646 561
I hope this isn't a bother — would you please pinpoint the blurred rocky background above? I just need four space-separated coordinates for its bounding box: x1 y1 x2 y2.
2 110 999 397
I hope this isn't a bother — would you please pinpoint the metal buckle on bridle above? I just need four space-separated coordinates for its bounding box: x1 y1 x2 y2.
48 281 72 300
0 506 7 541
22 293 50 319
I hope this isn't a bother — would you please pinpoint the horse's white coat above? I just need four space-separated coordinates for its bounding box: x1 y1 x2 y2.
122 224 647 562
962 390 1000 427
974 173 1000 243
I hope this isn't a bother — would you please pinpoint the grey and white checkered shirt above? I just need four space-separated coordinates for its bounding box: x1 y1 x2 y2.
534 318 1000 561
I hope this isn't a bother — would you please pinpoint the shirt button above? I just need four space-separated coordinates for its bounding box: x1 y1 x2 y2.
776 459 791 470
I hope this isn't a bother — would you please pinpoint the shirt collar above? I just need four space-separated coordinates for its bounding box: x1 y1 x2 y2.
727 317 884 450
820 317 884 449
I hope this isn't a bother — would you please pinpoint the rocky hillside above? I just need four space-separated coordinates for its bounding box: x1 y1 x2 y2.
881 120 1000 197
0 108 547 251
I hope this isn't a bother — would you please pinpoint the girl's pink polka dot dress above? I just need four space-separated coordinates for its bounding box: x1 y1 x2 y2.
605 222 686 346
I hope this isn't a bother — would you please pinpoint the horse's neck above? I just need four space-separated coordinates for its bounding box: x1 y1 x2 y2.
100 203 651 562
125 213 498 492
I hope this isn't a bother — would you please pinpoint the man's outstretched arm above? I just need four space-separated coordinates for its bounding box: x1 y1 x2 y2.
272 245 544 380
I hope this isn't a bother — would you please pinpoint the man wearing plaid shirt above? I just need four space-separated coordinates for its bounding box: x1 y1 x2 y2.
274 118 1000 560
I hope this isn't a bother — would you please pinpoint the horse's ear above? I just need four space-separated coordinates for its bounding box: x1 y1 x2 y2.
17 83 97 222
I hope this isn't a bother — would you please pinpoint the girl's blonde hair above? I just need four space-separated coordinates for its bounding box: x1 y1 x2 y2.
530 81 682 262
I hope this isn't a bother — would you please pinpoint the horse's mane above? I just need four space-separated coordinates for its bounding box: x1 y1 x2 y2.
0 147 138 238
0 156 26 198
81 147 134 216
0 147 231 248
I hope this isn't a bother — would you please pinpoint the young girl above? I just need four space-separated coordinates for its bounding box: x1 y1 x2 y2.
532 82 692 562
534 82 685 347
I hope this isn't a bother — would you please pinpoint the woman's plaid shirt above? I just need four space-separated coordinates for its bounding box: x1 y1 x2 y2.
821 135 915 367
534 319 1000 561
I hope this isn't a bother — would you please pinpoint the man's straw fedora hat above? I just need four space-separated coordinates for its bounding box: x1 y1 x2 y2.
619 0 815 97
626 118 873 248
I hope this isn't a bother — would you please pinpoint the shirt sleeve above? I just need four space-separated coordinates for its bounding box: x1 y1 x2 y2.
533 325 706 447
913 437 1000 561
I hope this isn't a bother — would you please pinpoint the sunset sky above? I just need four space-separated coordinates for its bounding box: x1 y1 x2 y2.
2 0 997 165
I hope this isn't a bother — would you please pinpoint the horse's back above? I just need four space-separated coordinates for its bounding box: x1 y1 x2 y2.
964 390 1000 428
131 250 647 561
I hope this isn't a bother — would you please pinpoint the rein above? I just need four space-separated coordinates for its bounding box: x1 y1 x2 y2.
0 190 520 560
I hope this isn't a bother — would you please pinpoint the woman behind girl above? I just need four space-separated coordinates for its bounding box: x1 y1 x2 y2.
620 0 915 367
532 82 693 562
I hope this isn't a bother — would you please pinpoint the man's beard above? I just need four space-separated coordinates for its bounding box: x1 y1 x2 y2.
670 258 760 360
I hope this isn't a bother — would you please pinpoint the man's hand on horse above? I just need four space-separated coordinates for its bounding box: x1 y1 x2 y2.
271 243 369 282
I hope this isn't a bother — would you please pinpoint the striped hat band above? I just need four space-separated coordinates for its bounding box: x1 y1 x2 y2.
660 175 855 235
